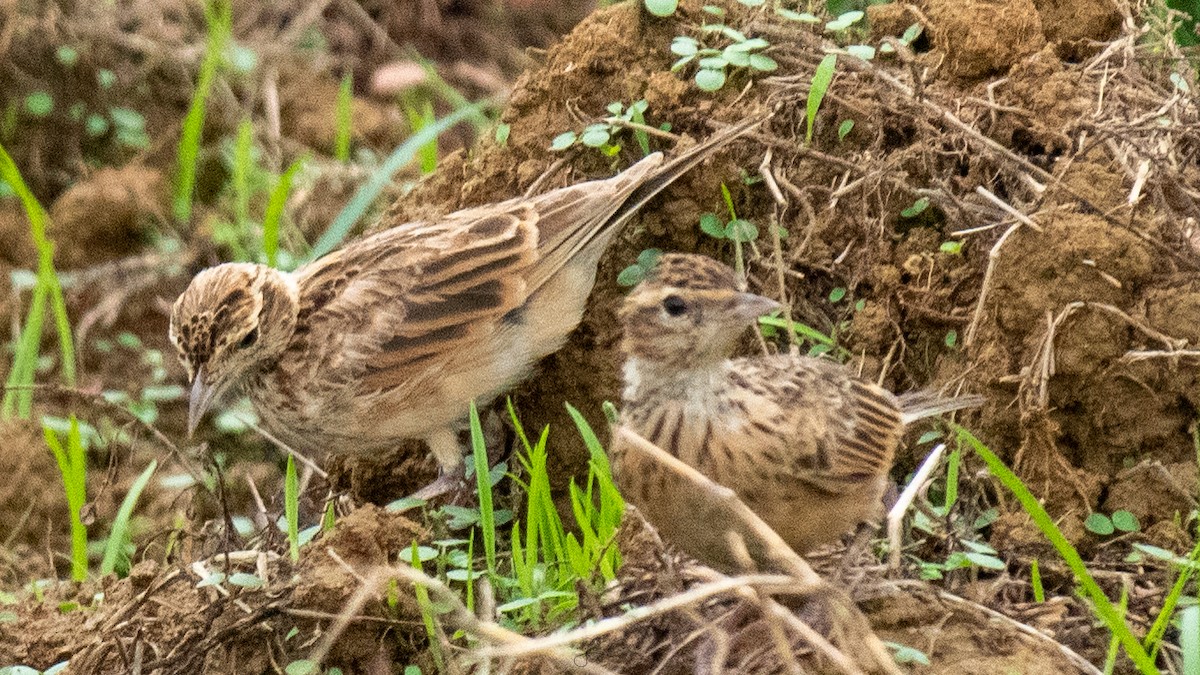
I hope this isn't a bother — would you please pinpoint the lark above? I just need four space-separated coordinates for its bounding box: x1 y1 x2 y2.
170 118 764 495
613 253 981 571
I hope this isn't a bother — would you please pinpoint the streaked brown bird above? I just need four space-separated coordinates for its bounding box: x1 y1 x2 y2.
169 119 763 495
613 253 980 571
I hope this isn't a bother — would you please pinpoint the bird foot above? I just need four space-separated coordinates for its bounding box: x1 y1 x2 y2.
413 471 469 502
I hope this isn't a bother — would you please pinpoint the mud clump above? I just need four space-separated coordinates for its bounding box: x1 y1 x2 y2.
925 0 1046 78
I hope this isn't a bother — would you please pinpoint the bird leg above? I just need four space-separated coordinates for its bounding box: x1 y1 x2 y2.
404 426 469 503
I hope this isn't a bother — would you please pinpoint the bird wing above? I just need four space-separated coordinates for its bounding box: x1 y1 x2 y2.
741 357 903 490
293 204 541 394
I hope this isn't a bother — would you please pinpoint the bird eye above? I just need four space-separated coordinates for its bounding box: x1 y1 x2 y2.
662 295 688 317
239 328 259 349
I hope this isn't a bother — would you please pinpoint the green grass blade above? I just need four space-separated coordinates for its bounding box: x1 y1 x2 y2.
410 542 445 671
262 156 306 268
100 459 157 576
305 102 485 263
335 73 353 162
1103 588 1129 675
1181 605 1198 675
4 284 48 418
1030 558 1045 603
232 119 253 226
954 425 1158 674
285 454 300 562
406 50 492 130
1144 535 1200 657
0 142 75 417
174 0 231 223
806 54 837 145
468 402 496 578
44 417 88 581
402 97 439 175
944 441 960 511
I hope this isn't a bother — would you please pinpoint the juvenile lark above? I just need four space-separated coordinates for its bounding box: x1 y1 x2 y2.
170 119 763 492
613 254 980 571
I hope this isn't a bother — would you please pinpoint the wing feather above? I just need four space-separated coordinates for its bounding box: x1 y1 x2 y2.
294 205 539 392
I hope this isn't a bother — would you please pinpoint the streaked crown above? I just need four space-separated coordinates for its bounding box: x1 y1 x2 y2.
169 263 299 385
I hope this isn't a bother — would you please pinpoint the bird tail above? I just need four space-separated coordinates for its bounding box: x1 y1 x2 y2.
528 112 771 294
898 391 985 425
610 113 770 224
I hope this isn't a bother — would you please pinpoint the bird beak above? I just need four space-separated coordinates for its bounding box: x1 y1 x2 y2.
731 292 782 322
188 366 217 437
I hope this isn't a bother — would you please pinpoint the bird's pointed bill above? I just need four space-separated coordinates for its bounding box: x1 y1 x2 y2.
188 366 217 437
732 293 782 322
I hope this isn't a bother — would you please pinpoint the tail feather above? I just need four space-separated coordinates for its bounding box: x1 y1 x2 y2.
898 391 985 425
527 113 770 294
610 114 769 225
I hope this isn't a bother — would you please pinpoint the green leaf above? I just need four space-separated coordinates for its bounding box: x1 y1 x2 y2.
1111 510 1140 532
1085 512 1115 535
828 287 846 303
723 47 751 67
100 459 157 576
56 46 79 66
727 37 769 52
497 596 541 612
285 661 321 675
227 572 263 588
806 54 837 144
964 552 1003 566
617 266 645 287
945 330 958 348
637 247 662 268
777 8 819 22
725 218 758 242
644 0 678 17
885 642 931 665
24 92 53 117
580 124 611 148
719 26 748 41
748 54 778 71
940 240 962 255
702 4 726 15
846 44 876 60
695 67 726 92
494 123 510 145
671 37 699 56
550 131 577 150
85 113 110 137
826 10 865 31
1183 605 1199 675
900 197 930 217
901 23 924 44
837 118 854 140
672 54 696 72
738 0 765 6
700 212 726 238
97 69 117 88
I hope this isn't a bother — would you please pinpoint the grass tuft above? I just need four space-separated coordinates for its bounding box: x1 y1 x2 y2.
174 0 232 224
43 416 88 582
0 143 75 419
100 459 157 577
954 425 1159 674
